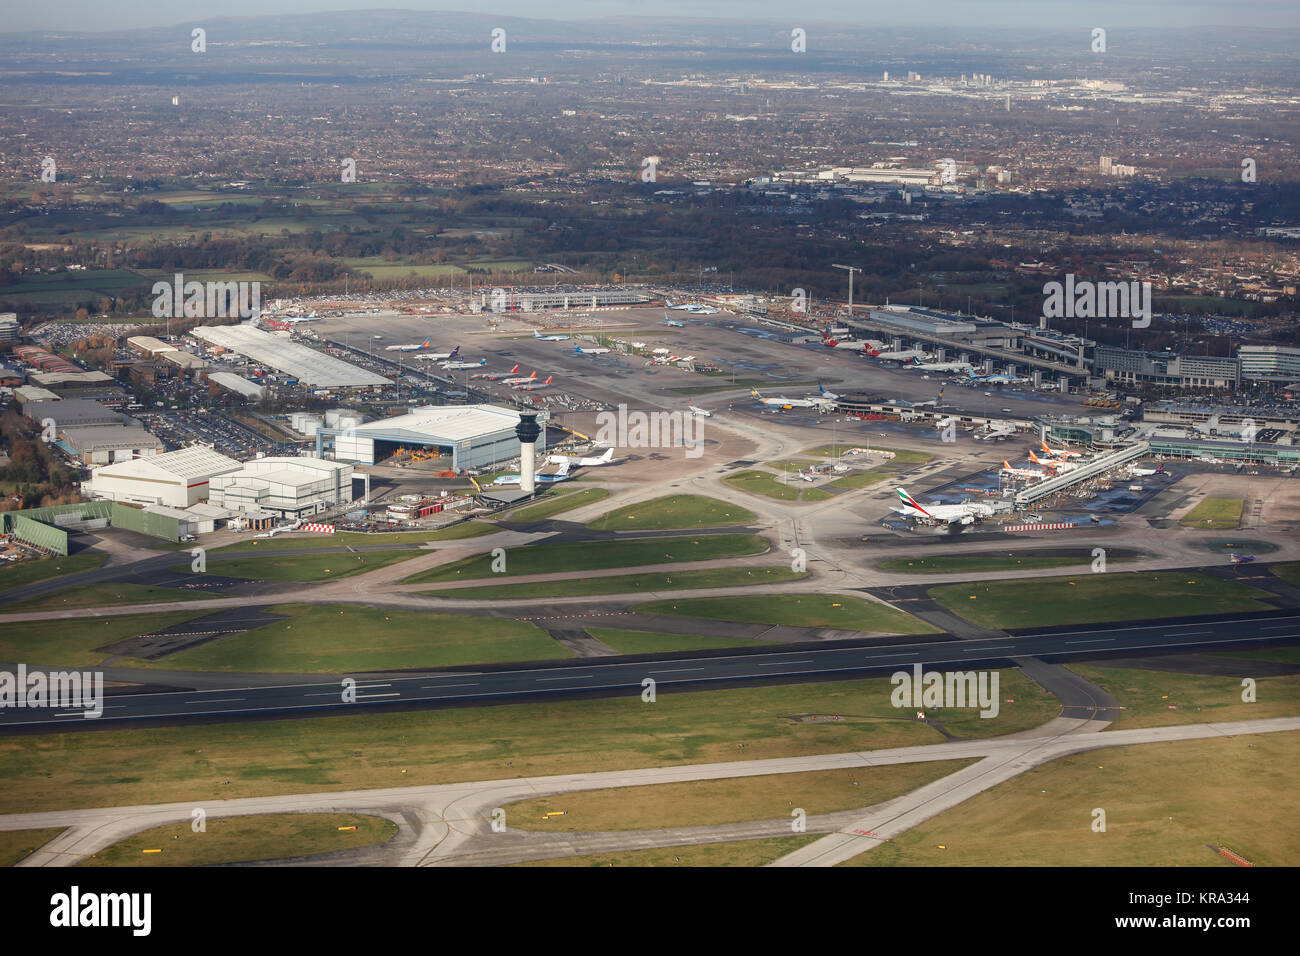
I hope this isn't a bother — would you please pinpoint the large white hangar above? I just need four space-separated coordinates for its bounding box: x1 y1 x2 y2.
190 325 390 388
321 404 549 470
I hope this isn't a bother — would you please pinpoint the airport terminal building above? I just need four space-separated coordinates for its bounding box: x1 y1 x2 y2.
321 404 548 470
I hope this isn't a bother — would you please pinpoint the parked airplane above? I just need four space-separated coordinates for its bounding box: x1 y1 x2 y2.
443 358 487 370
427 345 460 361
534 330 569 341
386 338 432 352
821 332 883 351
909 357 974 373
501 370 537 385
689 404 712 418
891 488 994 526
471 363 519 380
665 316 685 327
1029 449 1079 473
1001 460 1048 480
873 348 929 362
547 447 617 467
817 381 841 402
574 345 610 355
513 375 554 391
664 299 691 310
976 422 1016 441
492 462 571 485
750 388 819 409
1230 553 1257 564
1127 463 1166 477
1040 440 1084 459
686 305 719 314
965 368 1021 386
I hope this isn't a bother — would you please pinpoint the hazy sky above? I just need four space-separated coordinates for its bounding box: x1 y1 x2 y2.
2 1 1297 34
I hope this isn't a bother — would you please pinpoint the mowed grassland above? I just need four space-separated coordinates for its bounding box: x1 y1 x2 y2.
428 566 805 599
209 523 497 553
1270 562 1300 589
587 495 756 531
1179 497 1244 529
587 626 770 655
131 604 571 673
634 593 939 634
1066 665 1300 729
506 760 977 832
802 446 933 465
0 828 66 866
406 533 769 584
0 553 107 593
515 836 820 867
502 488 611 523
174 549 422 582
0 612 208 669
0 673 1055 814
723 469 833 502
930 572 1275 630
877 549 1138 574
844 733 1300 867
81 813 396 867
6 583 224 612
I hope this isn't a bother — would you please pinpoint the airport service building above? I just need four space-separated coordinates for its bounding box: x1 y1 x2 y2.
207 457 356 520
321 404 548 470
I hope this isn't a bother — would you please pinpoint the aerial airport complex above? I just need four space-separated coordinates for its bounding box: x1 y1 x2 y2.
0 284 1295 872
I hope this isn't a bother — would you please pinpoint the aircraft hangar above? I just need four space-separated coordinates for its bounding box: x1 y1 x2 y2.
319 404 549 470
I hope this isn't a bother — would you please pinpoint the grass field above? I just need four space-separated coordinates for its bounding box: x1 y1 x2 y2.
0 611 207 668
1179 497 1244 529
501 488 611 523
209 523 497 553
844 732 1299 866
515 835 820 867
0 552 108 592
723 470 833 502
176 549 422 582
405 533 769 584
802 445 933 465
0 828 66 866
877 550 1137 574
587 626 770 655
134 603 571 673
1269 563 1300 589
429 566 806 599
826 467 894 491
81 813 396 867
633 593 939 634
1066 664 1300 729
7 582 224 612
587 495 756 531
0 673 1055 814
929 572 1275 630
1210 645 1300 665
507 760 977 832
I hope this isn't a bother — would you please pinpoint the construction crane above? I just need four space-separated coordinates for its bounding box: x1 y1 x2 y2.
833 263 862 316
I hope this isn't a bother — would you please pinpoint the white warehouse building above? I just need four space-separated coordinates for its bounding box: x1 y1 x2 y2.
320 404 548 470
208 456 358 520
82 446 244 508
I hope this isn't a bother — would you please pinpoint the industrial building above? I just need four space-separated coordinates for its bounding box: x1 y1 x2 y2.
472 289 650 312
22 399 124 430
60 425 164 465
321 404 548 470
82 446 244 508
208 456 360 520
190 325 390 388
126 335 209 372
207 371 265 400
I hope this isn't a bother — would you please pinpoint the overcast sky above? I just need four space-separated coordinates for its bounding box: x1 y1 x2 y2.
3 1 1298 34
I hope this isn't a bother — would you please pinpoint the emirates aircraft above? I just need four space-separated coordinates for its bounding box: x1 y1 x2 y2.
891 488 995 526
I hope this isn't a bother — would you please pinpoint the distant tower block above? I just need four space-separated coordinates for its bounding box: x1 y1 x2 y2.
1005 94 1011 111
171 95 180 106
515 411 541 494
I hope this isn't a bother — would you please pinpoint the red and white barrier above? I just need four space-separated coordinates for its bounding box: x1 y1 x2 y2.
1005 522 1077 532
300 523 335 534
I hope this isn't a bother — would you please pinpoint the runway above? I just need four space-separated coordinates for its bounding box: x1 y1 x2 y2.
3 610 1295 731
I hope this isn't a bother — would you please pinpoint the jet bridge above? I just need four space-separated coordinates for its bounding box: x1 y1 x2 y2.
1013 441 1149 506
